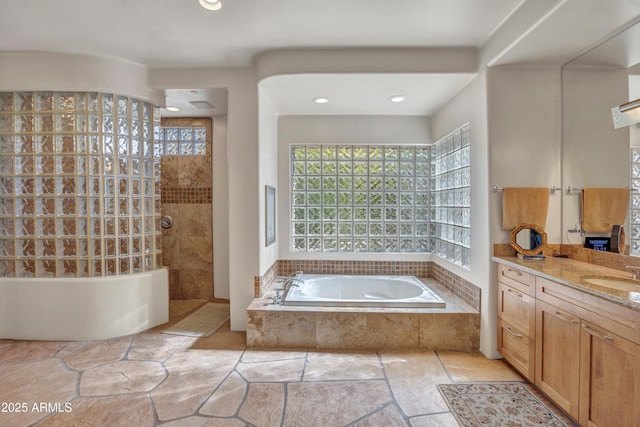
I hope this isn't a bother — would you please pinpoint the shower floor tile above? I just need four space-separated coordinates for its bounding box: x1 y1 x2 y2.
0 300 522 427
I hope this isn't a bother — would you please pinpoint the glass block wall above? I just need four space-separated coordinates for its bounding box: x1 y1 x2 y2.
631 147 640 255
290 145 431 252
156 126 207 156
431 123 471 269
0 92 161 277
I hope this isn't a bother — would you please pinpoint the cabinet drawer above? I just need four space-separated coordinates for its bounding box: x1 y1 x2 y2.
536 276 640 345
498 318 534 381
498 264 535 296
498 281 535 337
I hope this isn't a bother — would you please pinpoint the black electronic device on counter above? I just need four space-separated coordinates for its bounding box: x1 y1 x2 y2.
584 237 611 252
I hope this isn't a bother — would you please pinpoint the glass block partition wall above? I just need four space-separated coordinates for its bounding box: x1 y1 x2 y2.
431 123 471 269
0 92 161 277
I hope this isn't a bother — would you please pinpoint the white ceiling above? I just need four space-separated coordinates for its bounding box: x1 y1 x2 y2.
0 0 523 117
568 18 640 69
161 88 228 117
260 73 476 116
0 0 522 67
2 0 640 117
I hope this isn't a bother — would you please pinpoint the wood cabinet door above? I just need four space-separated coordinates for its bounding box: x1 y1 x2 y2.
498 281 535 336
535 300 581 419
579 321 640 427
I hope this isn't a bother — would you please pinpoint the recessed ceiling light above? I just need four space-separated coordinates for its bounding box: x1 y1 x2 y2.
165 106 180 112
313 97 329 104
389 95 406 103
198 0 223 11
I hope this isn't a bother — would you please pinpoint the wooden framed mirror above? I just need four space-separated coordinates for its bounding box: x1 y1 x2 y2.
510 223 547 256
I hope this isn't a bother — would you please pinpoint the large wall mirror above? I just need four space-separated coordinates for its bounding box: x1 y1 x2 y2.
562 18 640 255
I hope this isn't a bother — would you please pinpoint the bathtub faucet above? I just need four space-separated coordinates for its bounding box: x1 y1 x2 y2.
284 271 304 291
284 277 304 290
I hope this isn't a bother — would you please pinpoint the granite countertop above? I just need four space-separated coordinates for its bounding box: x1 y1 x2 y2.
492 256 640 311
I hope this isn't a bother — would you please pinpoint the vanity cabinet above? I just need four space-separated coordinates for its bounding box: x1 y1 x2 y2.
497 264 535 381
579 320 640 427
497 262 640 427
535 299 581 419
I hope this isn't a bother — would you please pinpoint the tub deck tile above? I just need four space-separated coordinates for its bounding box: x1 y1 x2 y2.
247 278 479 351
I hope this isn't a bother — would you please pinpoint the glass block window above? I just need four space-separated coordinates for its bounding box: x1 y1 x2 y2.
631 147 640 255
156 126 207 156
431 123 471 269
290 145 431 252
0 92 161 278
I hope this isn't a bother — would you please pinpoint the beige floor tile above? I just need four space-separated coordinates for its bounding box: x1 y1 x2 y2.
236 357 305 382
38 394 155 427
284 380 392 427
352 404 409 426
127 331 188 361
79 360 166 396
151 349 240 421
241 349 307 363
410 412 460 427
380 350 451 417
0 339 15 349
200 371 247 417
437 351 523 382
54 341 89 359
188 322 247 351
0 299 531 427
238 383 285 427
63 336 131 371
0 340 67 365
0 358 77 426
162 417 247 426
303 350 384 381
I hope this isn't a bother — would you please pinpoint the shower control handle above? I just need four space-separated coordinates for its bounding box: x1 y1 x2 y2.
161 216 174 229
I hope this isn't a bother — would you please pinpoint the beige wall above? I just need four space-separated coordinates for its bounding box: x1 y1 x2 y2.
488 66 563 244
432 70 495 357
212 116 230 300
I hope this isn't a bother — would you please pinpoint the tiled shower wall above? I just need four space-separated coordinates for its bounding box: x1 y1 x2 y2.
257 259 480 311
0 92 161 277
160 117 214 299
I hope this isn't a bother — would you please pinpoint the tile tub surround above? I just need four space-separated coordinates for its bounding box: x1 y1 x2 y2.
0 300 521 426
255 259 279 297
256 260 480 311
279 259 430 277
247 279 480 351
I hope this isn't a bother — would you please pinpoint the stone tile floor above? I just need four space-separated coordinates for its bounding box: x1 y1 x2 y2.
0 300 522 427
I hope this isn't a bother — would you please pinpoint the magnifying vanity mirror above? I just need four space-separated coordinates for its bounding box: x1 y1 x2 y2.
510 224 547 255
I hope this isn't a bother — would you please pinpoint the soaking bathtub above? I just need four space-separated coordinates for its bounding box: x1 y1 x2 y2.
282 274 445 308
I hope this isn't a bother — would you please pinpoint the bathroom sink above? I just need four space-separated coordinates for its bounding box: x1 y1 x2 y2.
582 276 640 292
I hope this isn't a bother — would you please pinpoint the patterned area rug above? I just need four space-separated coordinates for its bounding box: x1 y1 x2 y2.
163 303 230 337
437 382 576 427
